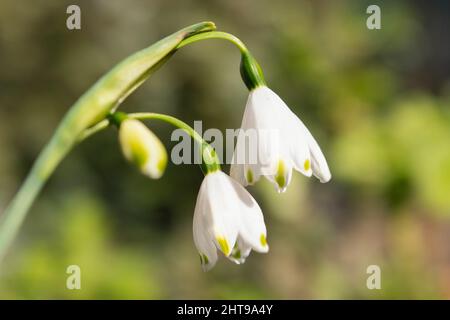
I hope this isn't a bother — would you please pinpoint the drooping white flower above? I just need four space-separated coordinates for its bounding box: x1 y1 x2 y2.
193 170 268 271
230 86 331 192
119 118 167 179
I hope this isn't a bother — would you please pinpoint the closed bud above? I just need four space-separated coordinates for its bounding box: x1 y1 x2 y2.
119 119 167 179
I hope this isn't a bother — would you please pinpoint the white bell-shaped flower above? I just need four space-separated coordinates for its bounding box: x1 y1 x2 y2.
119 119 168 179
193 170 268 271
230 86 331 192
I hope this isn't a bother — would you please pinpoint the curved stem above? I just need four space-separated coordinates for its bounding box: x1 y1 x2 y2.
79 111 223 174
77 107 222 147
176 31 265 90
176 31 248 53
0 27 249 267
126 112 221 174
128 112 203 145
79 112 206 147
0 22 218 265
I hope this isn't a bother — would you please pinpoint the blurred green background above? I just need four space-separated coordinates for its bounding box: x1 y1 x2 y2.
0 0 449 299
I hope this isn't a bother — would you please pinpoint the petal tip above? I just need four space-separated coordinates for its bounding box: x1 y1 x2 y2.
319 173 332 183
199 253 215 272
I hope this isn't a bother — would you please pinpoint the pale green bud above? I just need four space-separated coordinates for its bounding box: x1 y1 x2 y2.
119 119 167 179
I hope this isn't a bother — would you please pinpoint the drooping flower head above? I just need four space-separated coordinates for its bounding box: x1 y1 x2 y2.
193 170 269 271
230 53 331 192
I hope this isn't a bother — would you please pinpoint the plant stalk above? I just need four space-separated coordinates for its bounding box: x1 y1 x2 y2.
0 22 216 265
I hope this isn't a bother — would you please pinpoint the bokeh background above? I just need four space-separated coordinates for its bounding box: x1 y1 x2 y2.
0 0 449 299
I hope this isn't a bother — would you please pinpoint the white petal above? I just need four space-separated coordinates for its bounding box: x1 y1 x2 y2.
229 154 247 186
261 88 312 178
308 137 331 183
229 101 253 185
230 91 275 185
193 192 218 272
285 113 313 177
247 87 284 170
254 128 280 178
230 126 263 186
296 118 331 183
227 175 269 252
203 172 239 256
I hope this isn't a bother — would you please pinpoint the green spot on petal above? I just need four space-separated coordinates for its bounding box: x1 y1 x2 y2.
246 169 254 184
217 236 230 256
275 160 286 189
304 159 311 171
260 234 267 247
202 254 209 265
232 249 241 260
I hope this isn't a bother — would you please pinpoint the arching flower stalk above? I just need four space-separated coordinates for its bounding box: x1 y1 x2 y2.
0 23 331 272
0 22 216 262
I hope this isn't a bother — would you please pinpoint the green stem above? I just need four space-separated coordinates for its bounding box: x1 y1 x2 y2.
0 22 216 265
177 31 266 89
77 111 221 174
176 31 248 53
77 119 110 142
122 112 221 174
0 27 258 266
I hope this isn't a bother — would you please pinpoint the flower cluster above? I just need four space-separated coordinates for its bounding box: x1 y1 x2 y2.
2 23 331 271
193 85 331 271
115 30 331 271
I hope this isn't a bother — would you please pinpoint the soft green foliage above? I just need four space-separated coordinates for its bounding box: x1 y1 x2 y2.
0 0 449 299
0 192 162 299
334 95 450 215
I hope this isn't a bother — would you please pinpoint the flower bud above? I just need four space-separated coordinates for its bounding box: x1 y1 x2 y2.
119 119 167 179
